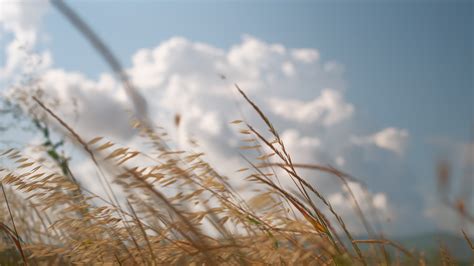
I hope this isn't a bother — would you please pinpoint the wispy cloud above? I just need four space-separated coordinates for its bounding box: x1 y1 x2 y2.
351 127 410 156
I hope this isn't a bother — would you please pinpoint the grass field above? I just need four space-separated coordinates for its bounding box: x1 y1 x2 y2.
0 1 473 265
0 87 472 265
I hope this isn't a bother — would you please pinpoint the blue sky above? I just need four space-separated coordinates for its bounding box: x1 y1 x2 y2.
1 0 473 236
44 1 473 157
45 0 473 139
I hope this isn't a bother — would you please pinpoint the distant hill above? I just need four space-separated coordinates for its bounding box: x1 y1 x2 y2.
347 232 473 265
395 232 473 264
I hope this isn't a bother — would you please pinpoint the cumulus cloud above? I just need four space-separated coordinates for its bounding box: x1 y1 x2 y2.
371 128 409 155
280 129 321 163
0 0 51 80
268 89 354 126
0 0 49 42
5 35 347 173
291 49 320 63
118 35 356 175
328 181 393 234
1 2 409 232
33 69 135 140
351 127 409 155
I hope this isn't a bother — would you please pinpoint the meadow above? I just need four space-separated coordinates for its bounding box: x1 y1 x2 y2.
0 1 473 265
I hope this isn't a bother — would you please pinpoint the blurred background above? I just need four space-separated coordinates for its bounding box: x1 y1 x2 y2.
0 0 472 251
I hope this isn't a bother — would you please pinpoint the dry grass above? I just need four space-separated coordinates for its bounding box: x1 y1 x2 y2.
0 89 470 265
0 1 472 264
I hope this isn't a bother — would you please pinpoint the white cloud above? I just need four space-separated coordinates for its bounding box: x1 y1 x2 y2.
3 1 465 237
335 156 345 167
199 111 222 136
8 69 135 142
0 0 49 43
328 181 393 234
119 36 355 176
3 25 405 233
281 61 295 77
291 49 320 63
280 129 321 163
351 127 409 155
267 89 354 126
323 61 345 75
328 182 390 214
0 0 51 80
4 35 356 196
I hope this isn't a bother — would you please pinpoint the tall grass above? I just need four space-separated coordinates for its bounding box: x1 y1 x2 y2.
0 1 472 265
1 88 471 264
0 93 388 264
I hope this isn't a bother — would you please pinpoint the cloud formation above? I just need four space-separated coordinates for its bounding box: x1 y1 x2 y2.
0 0 49 42
351 127 409 156
9 35 397 221
268 89 354 126
0 0 51 80
1 3 407 232
328 181 393 234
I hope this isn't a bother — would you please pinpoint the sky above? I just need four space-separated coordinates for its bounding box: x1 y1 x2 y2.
0 0 473 236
